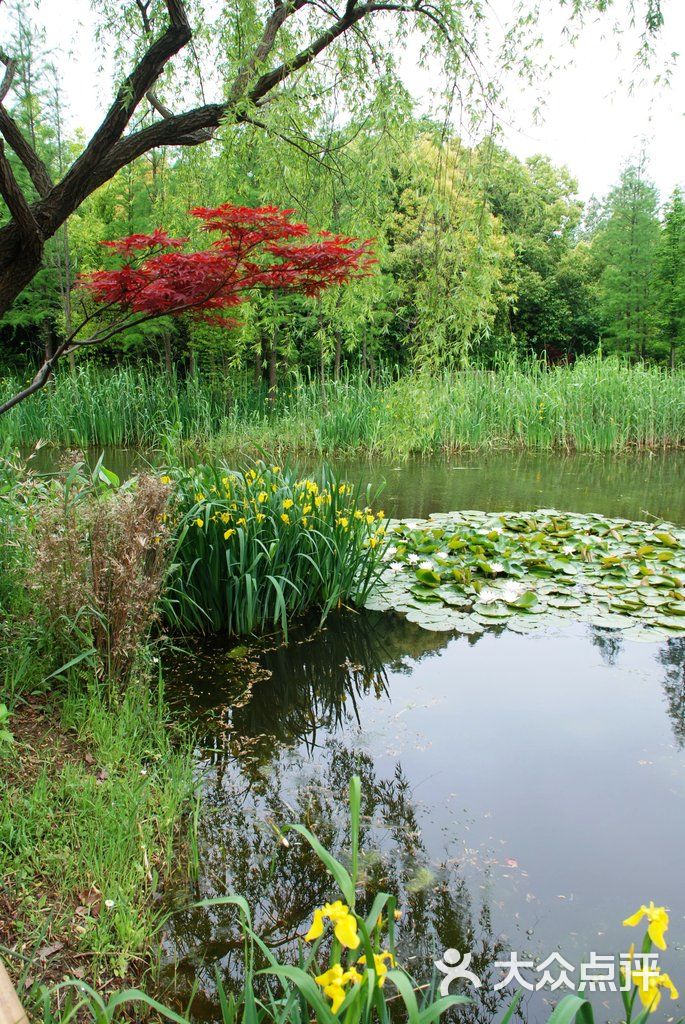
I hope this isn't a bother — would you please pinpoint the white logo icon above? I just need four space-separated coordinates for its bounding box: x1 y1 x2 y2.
435 949 482 995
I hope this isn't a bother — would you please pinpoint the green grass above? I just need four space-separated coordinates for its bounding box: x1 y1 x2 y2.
0 666 195 982
1 356 685 455
164 459 387 635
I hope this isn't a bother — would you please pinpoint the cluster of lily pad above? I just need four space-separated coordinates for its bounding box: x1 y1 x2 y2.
365 509 685 640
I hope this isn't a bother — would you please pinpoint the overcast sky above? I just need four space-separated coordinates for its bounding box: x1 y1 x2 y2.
3 0 684 204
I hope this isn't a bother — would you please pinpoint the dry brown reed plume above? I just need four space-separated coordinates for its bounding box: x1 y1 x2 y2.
34 463 171 682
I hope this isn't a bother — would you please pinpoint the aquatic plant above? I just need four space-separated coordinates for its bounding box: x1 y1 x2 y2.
164 460 387 635
1 356 684 454
366 509 685 639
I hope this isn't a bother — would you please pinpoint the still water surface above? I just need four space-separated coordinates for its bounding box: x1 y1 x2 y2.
156 451 685 1022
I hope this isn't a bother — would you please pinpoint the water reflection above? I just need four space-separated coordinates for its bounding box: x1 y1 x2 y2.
163 616 685 1022
659 639 685 749
170 612 466 772
163 740 511 1024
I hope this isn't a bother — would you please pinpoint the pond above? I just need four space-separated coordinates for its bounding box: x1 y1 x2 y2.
156 451 685 1023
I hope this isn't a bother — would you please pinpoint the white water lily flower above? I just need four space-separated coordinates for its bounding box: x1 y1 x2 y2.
436 550 448 559
405 522 419 531
407 553 420 564
419 560 434 571
562 544 575 555
389 561 404 573
490 562 504 574
382 545 398 561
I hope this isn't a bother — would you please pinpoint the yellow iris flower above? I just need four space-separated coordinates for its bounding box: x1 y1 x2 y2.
314 964 363 1013
281 513 290 525
161 475 171 485
305 900 360 949
224 529 235 540
194 517 204 528
623 902 669 950
357 951 395 987
632 967 679 1012
283 498 294 510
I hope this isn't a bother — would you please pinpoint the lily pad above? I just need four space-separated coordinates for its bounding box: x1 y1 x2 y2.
365 508 685 640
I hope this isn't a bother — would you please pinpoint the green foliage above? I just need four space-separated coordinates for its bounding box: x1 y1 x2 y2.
0 674 194 980
2 357 684 455
0 455 196 987
655 187 685 367
591 156 662 359
164 460 387 635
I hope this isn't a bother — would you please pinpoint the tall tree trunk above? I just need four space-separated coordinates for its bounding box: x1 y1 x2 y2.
163 332 173 374
268 328 277 408
334 329 342 380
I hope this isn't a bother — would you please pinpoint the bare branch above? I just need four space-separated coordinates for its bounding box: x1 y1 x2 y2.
247 2 376 103
0 105 53 196
0 47 17 103
0 356 58 415
55 0 192 209
227 0 293 107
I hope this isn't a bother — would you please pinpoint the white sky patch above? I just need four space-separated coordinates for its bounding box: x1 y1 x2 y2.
3 0 684 203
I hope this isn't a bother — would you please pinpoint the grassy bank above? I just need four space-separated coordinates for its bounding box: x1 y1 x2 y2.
2 357 685 455
0 453 196 1006
0 671 195 986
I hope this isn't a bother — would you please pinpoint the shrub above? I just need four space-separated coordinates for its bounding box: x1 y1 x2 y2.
32 457 171 681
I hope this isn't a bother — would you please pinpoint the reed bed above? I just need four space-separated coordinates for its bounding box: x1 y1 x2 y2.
1 357 684 455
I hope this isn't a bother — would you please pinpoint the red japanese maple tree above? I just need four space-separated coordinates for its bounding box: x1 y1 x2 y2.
82 205 375 326
0 204 375 415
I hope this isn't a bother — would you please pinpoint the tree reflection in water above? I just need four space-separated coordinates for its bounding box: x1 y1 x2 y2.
162 613 685 1022
658 638 685 749
162 613 511 1023
591 628 685 747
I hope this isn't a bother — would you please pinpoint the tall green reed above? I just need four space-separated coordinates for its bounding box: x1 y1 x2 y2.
2 356 684 455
